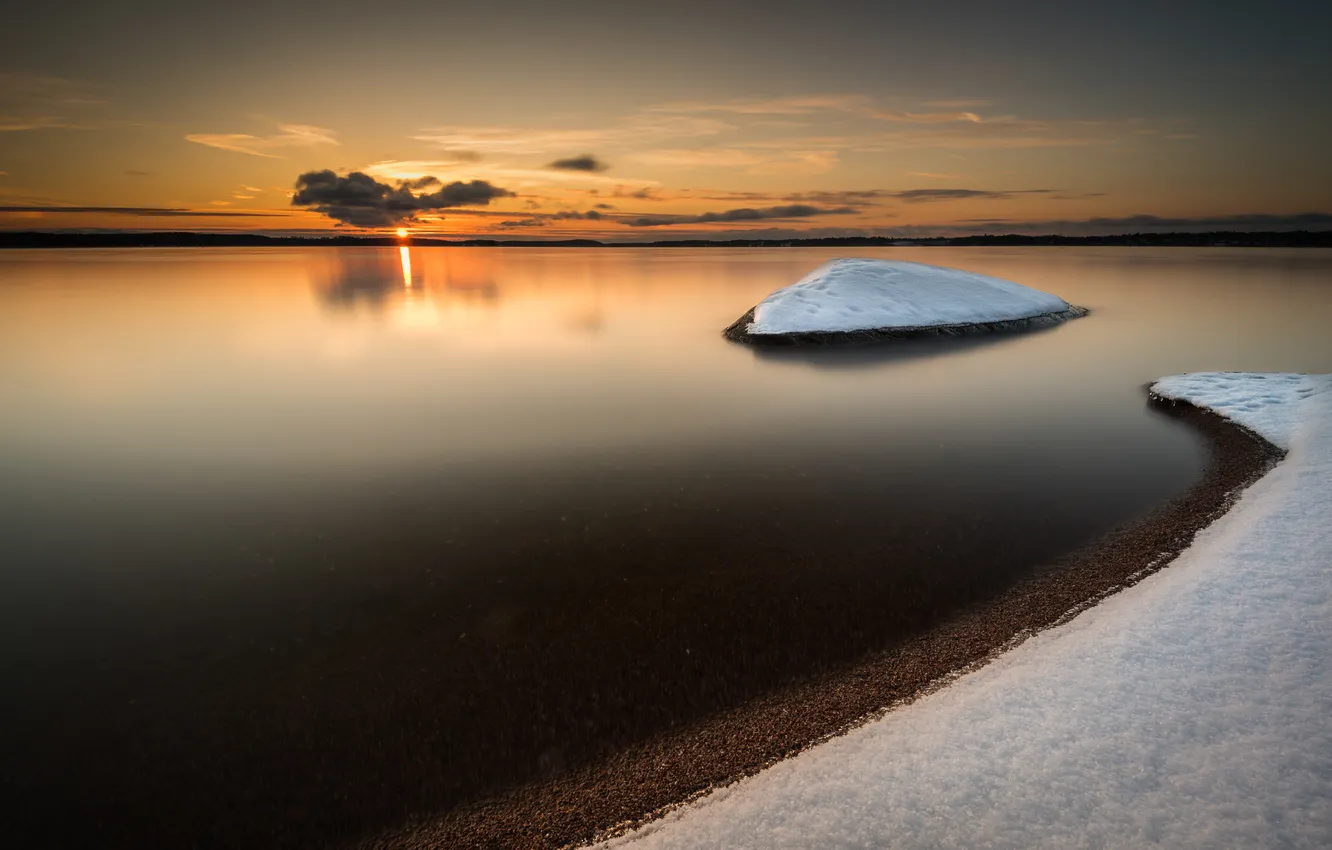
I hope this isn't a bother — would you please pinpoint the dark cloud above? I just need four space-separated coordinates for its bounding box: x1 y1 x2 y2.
401 176 441 190
783 190 893 205
1069 212 1332 229
499 209 605 227
124 169 152 176
0 204 284 217
547 154 609 172
291 170 512 227
887 212 1332 237
624 204 858 227
613 186 659 200
552 209 604 220
630 226 885 242
683 188 1064 206
593 203 615 210
892 188 1056 203
691 191 782 203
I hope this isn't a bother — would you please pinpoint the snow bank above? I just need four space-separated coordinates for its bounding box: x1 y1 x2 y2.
741 258 1080 337
1151 371 1319 449
601 373 1332 850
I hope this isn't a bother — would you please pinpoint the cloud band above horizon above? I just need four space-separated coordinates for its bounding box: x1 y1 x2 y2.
291 170 513 227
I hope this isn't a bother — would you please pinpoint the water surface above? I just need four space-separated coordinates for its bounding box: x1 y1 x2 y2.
2 247 1330 848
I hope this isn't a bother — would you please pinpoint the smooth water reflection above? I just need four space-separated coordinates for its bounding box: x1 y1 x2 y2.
2 247 1330 848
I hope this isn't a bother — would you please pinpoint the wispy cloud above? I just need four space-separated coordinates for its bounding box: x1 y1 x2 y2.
0 204 286 217
735 122 1116 152
893 188 1057 203
0 116 83 132
647 94 876 116
951 212 1332 232
412 115 728 156
784 190 901 205
619 225 885 242
922 99 993 110
0 72 104 132
550 209 607 220
185 124 339 157
645 94 1148 152
563 186 1068 208
632 148 838 175
649 94 986 124
413 127 613 155
500 209 610 227
907 172 963 180
0 73 103 106
867 110 985 124
363 159 656 190
622 204 858 227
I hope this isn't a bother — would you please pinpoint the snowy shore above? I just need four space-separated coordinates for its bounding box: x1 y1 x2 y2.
598 373 1331 849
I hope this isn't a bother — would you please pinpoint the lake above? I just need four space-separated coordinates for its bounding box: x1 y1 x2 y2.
2 246 1330 848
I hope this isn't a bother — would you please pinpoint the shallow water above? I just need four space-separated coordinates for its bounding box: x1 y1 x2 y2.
2 246 1330 847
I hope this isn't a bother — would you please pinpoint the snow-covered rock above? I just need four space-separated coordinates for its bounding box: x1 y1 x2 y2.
728 258 1085 341
600 373 1332 850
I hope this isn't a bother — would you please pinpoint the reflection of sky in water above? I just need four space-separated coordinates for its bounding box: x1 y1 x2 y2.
3 246 1332 600
3 246 1332 846
313 246 501 308
5 246 1331 483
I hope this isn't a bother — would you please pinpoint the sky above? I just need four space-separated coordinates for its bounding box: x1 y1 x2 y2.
1 0 1330 240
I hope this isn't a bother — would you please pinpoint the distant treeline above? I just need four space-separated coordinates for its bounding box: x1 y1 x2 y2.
2 230 1330 249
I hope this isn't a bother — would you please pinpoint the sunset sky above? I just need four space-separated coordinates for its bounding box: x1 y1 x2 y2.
2 0 1329 239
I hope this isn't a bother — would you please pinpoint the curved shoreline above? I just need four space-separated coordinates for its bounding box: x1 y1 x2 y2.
722 304 1090 345
361 394 1282 850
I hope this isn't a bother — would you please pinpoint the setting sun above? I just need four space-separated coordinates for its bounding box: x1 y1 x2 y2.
396 228 409 238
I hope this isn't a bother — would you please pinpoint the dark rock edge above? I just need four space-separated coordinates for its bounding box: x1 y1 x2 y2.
359 389 1281 850
722 304 1091 345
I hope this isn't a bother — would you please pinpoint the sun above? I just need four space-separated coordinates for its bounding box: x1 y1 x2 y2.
396 227 409 238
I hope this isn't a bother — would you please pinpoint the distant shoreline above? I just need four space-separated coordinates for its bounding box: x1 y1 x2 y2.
1 230 1330 249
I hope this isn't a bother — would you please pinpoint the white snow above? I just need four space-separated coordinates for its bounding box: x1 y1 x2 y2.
1151 371 1319 450
745 258 1073 335
600 372 1332 850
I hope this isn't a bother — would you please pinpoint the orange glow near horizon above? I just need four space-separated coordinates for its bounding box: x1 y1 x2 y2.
396 228 409 238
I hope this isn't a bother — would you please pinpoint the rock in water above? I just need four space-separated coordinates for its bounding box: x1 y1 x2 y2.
724 258 1088 344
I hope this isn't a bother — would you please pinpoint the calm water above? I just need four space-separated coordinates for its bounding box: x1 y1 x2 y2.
2 247 1331 848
